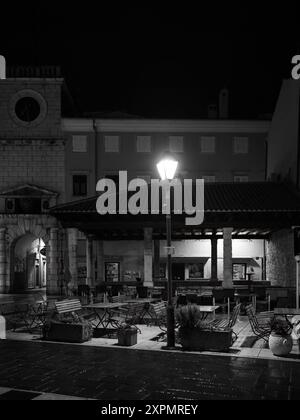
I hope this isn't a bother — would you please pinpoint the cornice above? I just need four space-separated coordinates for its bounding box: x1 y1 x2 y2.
62 118 271 134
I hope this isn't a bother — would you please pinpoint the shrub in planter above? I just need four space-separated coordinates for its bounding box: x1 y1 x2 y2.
117 324 139 347
268 318 293 356
176 305 233 352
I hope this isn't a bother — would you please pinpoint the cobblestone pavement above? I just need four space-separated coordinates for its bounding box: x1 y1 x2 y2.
0 339 300 400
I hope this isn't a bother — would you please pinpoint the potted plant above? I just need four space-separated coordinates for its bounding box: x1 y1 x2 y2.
176 305 233 352
268 318 293 356
117 323 139 347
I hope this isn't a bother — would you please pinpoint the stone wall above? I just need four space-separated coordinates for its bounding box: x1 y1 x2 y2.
0 139 65 203
0 79 62 139
266 229 296 287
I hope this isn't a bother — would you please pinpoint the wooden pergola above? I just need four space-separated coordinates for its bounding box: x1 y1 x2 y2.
50 182 300 288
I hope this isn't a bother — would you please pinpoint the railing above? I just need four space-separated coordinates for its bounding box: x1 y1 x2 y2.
7 66 62 78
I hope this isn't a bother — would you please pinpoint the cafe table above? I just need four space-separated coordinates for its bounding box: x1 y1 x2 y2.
85 302 126 330
234 291 257 312
198 305 219 320
274 308 300 324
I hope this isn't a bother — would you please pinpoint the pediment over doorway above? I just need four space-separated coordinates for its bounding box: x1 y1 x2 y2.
0 184 58 198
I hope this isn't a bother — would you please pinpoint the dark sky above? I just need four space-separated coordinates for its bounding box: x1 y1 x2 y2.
1 5 299 118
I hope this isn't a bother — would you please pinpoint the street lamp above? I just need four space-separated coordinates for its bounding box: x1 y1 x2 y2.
157 154 178 349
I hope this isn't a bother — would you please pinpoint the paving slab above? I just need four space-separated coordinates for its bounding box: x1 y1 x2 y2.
1 339 300 399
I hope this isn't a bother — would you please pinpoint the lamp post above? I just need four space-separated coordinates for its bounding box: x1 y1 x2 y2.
157 154 178 349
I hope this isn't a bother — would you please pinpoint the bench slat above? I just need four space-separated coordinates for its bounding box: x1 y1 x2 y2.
55 299 82 314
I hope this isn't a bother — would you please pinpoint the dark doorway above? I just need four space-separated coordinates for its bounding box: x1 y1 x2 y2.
172 263 185 281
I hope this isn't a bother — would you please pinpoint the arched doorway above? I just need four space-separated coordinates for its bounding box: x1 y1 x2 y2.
11 234 47 292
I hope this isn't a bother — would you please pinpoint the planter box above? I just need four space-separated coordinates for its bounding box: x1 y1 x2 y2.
117 330 138 346
44 321 92 343
180 328 232 352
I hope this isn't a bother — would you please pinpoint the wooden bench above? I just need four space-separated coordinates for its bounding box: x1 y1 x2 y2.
208 304 242 342
44 299 94 343
55 299 94 321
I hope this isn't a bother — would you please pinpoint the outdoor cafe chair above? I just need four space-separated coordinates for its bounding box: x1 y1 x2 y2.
176 294 188 307
109 302 144 332
137 286 148 299
253 287 271 312
212 289 231 315
209 304 242 342
245 304 274 342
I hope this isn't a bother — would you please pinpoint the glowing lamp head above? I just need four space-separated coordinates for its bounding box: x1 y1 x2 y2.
156 154 178 181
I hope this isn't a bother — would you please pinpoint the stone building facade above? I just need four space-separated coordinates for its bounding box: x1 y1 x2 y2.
0 66 298 295
0 67 65 294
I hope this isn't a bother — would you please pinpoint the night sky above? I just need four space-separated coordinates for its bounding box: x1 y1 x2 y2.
1 5 299 119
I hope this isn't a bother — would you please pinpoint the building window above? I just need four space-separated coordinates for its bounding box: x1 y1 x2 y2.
105 135 120 152
234 175 249 183
72 135 87 152
200 136 215 153
137 136 151 153
73 174 87 196
234 137 248 154
169 136 184 153
203 175 216 183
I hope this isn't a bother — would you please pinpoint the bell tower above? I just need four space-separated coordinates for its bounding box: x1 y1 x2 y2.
0 66 63 139
0 65 65 294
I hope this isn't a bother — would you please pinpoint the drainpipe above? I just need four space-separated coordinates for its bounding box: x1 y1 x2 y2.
93 119 98 187
264 138 268 181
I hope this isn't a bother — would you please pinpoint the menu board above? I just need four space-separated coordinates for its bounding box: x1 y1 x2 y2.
105 262 120 283
232 263 247 280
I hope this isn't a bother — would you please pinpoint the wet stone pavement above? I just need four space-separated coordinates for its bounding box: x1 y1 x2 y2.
0 340 300 400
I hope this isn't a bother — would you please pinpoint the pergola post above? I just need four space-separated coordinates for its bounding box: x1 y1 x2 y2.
144 228 153 287
48 227 60 295
0 228 7 293
223 227 233 288
153 239 160 279
86 235 94 287
67 228 78 290
96 240 104 283
211 235 218 282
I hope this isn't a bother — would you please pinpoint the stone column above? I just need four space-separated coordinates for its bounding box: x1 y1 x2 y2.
0 228 7 293
223 228 233 288
96 240 104 284
67 228 78 290
86 235 94 286
48 227 60 295
153 239 160 279
211 236 218 282
144 228 153 287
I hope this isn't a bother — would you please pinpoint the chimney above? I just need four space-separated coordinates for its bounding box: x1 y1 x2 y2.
219 88 229 119
208 104 218 119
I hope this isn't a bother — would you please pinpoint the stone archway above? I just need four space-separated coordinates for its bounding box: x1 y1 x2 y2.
10 233 47 292
0 215 60 295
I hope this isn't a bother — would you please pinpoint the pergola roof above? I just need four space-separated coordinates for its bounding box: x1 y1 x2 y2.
50 182 300 240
